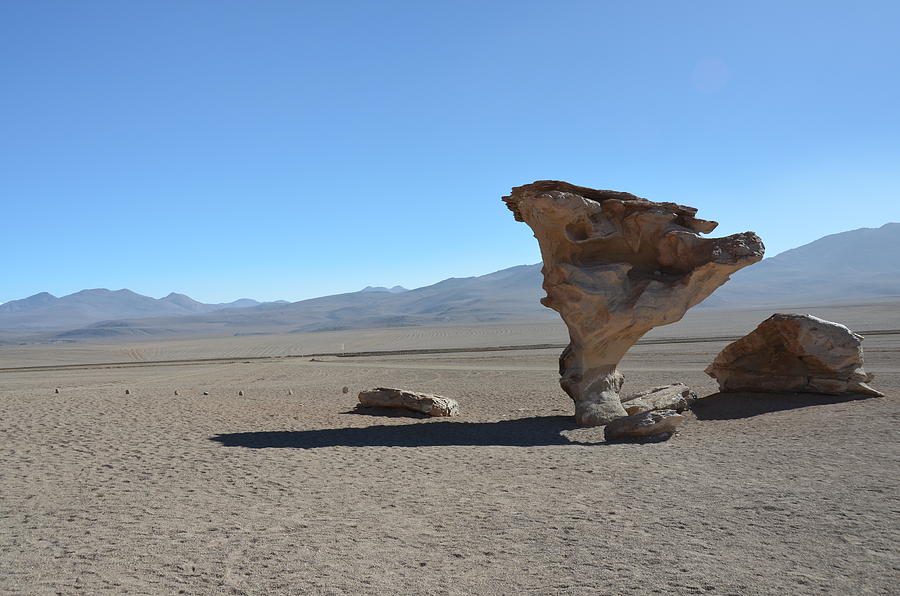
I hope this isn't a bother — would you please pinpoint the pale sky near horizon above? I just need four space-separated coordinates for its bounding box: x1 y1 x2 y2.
3 1 899 304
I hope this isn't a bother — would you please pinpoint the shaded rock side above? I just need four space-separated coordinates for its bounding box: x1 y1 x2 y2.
604 410 685 442
503 180 764 426
621 383 697 415
705 313 884 396
357 388 460 417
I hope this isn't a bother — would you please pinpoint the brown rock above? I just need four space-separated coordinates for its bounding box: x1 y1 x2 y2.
604 409 685 442
503 180 764 426
357 387 460 417
705 313 883 396
621 383 697 415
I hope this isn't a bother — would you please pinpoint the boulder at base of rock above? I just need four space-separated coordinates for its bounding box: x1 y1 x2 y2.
620 383 697 415
604 410 685 442
705 313 883 396
357 388 460 417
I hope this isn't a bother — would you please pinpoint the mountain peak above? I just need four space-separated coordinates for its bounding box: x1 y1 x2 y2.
0 291 59 313
161 292 201 303
360 285 409 294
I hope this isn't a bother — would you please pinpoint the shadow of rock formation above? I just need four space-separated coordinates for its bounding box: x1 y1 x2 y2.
691 391 878 421
344 406 430 419
210 416 589 449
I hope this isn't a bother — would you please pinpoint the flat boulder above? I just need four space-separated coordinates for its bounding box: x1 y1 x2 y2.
621 383 697 415
357 387 460 417
604 409 684 442
705 314 883 396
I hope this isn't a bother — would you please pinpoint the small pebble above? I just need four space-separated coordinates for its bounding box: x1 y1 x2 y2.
238 390 244 396
202 392 209 396
125 389 130 395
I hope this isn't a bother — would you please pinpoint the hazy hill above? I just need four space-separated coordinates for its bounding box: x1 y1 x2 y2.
3 223 898 342
41 264 552 340
705 222 900 307
0 289 266 332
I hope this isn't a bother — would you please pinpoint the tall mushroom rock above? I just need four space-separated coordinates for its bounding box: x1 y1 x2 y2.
503 181 764 426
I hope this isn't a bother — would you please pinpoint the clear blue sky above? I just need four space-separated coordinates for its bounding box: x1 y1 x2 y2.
3 1 898 304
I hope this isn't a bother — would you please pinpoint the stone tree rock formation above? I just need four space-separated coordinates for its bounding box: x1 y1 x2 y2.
503 180 764 426
705 313 884 396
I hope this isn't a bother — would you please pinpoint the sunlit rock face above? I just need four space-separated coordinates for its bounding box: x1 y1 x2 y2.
705 313 883 397
503 180 764 426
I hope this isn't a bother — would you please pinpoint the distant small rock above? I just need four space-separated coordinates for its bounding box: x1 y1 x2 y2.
202 391 209 396
604 410 684 442
287 389 293 396
621 383 697 415
54 388 60 394
238 390 244 396
174 390 179 396
125 389 130 395
357 387 459 417
342 386 349 394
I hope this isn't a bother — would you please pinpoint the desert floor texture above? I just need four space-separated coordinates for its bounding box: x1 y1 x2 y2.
1 304 898 595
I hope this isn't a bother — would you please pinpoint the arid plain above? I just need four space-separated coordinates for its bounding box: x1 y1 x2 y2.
1 303 898 595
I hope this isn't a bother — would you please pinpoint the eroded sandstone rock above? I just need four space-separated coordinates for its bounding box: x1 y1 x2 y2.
705 314 883 396
604 409 685 442
503 180 764 426
357 387 460 417
621 383 697 416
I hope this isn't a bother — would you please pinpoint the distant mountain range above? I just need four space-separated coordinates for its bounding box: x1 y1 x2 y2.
0 290 273 332
1 223 897 342
38 264 553 341
703 222 900 307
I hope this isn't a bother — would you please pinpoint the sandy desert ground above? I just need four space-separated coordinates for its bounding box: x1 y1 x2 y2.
1 305 899 594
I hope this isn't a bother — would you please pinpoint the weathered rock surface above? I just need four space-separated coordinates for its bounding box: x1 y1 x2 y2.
705 313 883 396
604 409 685 442
503 180 764 426
357 387 460 417
621 383 697 415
